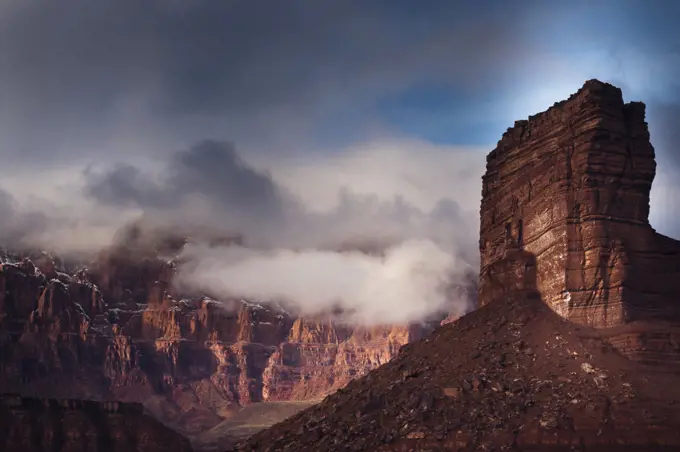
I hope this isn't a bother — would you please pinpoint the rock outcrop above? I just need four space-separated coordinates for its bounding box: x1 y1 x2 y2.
238 80 680 452
479 79 680 330
0 394 193 451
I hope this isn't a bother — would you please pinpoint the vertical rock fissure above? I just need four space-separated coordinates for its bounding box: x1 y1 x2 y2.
587 118 636 324
565 115 587 314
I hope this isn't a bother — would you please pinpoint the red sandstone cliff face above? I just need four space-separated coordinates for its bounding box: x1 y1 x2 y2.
479 79 680 365
0 244 454 441
480 80 680 326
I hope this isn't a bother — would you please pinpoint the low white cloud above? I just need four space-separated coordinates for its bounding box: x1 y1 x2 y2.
175 239 473 325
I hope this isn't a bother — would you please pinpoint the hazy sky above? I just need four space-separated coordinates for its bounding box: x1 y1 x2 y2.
0 0 678 322
1 1 677 160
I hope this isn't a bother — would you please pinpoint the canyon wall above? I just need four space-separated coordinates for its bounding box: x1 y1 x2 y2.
479 79 680 329
0 244 455 439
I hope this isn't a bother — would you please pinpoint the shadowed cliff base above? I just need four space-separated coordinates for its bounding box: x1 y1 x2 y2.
0 395 193 452
234 80 680 451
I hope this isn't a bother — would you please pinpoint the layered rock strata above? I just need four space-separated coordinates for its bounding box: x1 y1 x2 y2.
479 79 680 330
0 394 193 452
0 244 452 441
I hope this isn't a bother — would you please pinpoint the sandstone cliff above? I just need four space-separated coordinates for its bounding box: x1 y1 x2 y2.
479 79 680 328
0 394 193 452
0 240 452 444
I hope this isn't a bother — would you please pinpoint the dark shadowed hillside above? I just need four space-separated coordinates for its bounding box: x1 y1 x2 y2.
238 277 680 451
0 395 193 452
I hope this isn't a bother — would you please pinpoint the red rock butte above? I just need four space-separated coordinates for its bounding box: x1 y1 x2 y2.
236 80 680 452
479 79 680 333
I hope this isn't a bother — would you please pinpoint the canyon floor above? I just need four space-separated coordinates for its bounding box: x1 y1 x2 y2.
192 399 320 451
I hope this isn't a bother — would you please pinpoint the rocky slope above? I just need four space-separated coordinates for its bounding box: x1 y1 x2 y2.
0 394 193 452
0 233 464 447
239 285 680 451
237 80 680 451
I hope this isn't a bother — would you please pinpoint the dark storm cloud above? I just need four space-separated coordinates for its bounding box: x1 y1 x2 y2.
0 0 678 164
85 140 288 220
84 138 478 259
167 141 283 213
0 0 526 109
0 0 538 162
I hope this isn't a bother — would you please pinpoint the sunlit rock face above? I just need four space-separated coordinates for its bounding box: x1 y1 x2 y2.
480 79 680 328
478 79 680 367
0 244 460 438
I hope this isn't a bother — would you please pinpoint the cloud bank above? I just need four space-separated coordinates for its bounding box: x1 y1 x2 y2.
175 240 472 325
0 0 677 323
77 139 482 324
